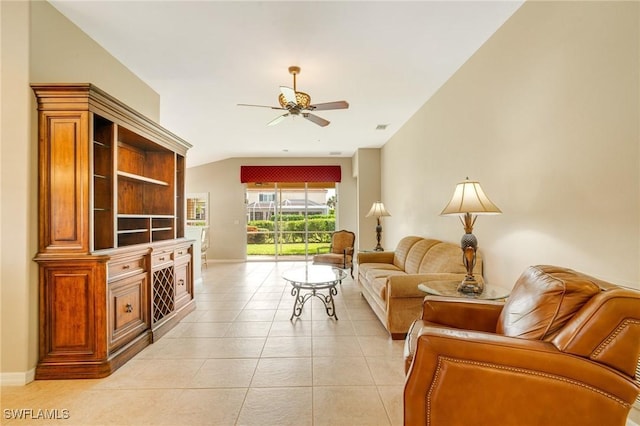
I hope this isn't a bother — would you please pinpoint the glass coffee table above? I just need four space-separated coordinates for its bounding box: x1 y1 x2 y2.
282 265 347 320
418 280 510 300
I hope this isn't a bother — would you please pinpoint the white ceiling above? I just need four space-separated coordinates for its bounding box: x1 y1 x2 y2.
48 1 523 168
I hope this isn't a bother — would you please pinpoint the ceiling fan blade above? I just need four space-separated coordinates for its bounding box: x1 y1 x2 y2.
308 101 349 111
280 86 297 106
267 113 289 126
303 113 330 127
237 103 286 110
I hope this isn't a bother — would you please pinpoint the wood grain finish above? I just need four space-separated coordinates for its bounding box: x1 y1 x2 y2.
39 112 89 253
108 272 149 352
33 84 195 379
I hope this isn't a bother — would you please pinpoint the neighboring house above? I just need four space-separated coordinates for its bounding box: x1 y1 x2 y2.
246 189 330 221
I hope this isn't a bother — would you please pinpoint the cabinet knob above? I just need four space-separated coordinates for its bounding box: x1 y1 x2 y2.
178 279 185 286
122 264 130 270
159 257 165 261
125 303 133 313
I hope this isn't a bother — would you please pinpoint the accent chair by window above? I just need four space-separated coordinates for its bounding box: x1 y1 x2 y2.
312 230 356 278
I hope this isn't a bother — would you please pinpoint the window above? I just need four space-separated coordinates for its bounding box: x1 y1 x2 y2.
186 193 209 226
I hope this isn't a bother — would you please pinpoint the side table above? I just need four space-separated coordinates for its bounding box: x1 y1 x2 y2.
282 265 346 320
418 280 510 300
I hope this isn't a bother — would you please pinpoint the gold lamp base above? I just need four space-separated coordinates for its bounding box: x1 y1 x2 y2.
457 275 484 295
458 231 483 295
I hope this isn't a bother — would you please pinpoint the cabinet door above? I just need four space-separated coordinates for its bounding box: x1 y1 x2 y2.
108 273 149 352
38 260 107 363
174 259 192 310
38 111 90 254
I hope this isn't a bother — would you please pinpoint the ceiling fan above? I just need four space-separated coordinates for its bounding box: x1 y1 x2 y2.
238 66 349 127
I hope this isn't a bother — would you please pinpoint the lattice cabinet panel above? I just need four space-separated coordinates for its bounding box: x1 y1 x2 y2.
152 266 175 325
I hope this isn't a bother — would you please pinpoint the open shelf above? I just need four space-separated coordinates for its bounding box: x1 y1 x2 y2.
93 116 115 251
116 137 176 236
115 215 176 246
117 171 169 186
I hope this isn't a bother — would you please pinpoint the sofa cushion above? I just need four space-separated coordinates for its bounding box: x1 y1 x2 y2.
404 239 441 274
392 236 423 270
361 264 402 281
418 242 469 274
497 265 601 340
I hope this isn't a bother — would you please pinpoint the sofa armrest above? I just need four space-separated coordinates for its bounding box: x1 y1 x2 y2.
405 327 640 426
357 251 394 264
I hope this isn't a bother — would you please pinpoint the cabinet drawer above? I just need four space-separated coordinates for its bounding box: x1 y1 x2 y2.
108 256 146 281
108 273 149 351
173 246 190 262
151 251 172 268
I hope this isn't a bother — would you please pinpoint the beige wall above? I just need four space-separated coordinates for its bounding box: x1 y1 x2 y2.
1 0 36 384
30 1 160 120
353 148 384 251
381 1 640 289
0 1 161 383
186 157 357 261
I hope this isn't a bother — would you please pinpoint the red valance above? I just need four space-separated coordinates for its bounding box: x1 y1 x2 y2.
240 166 341 183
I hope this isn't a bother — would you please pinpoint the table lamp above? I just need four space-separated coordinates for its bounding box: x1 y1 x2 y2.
441 178 501 294
366 201 391 251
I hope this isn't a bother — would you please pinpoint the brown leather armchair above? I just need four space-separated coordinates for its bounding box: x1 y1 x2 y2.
403 265 640 426
312 230 355 278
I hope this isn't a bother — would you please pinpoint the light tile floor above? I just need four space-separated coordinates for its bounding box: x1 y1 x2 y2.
1 262 405 425
3 261 639 425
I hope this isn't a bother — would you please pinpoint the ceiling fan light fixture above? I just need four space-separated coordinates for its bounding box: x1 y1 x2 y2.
278 91 311 109
238 65 347 127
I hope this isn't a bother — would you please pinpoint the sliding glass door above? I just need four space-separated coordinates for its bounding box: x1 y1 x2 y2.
246 183 336 260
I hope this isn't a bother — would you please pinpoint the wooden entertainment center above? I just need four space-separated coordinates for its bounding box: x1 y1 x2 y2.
32 84 195 379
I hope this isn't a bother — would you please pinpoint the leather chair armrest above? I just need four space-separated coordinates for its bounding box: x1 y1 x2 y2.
357 251 394 264
421 297 505 331
405 328 640 426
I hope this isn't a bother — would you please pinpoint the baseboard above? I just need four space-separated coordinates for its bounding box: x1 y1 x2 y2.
1 369 35 386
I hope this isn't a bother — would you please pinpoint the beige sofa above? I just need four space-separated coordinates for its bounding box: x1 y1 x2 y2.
357 236 483 339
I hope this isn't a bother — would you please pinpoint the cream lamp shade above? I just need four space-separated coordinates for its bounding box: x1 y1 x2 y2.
366 201 391 218
440 179 501 216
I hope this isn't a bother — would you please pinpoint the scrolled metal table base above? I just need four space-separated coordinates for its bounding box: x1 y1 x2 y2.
289 283 339 320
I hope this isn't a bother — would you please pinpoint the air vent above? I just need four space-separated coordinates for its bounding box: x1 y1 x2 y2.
329 151 341 156
376 124 389 130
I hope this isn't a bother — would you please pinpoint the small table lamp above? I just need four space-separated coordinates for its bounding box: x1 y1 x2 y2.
441 178 501 294
366 201 391 251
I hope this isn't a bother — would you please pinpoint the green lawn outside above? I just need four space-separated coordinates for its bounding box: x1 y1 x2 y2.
247 242 328 256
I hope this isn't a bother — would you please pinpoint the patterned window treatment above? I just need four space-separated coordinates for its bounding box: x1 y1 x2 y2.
240 165 341 183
